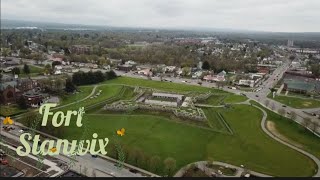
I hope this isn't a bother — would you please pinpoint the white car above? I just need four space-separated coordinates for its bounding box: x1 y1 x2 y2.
18 130 24 133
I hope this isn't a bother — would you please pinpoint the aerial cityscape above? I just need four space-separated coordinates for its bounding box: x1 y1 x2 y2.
1 0 320 178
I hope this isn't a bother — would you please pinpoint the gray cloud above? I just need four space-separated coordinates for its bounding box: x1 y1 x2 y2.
1 0 320 32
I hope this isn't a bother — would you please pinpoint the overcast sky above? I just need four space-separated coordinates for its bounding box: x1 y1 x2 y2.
1 0 320 32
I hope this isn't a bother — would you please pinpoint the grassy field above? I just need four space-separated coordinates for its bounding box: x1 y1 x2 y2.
203 108 231 134
200 94 247 105
62 105 316 177
270 95 320 109
15 77 319 177
59 86 94 106
0 105 27 117
251 101 320 159
19 65 44 77
103 77 226 93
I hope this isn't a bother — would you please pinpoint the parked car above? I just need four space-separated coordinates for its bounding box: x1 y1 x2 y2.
129 169 138 173
0 159 8 165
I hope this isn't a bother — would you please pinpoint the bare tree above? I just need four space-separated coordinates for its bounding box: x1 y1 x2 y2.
163 157 176 176
302 118 312 130
82 166 88 176
278 108 286 119
271 103 275 111
310 120 319 132
290 111 297 122
265 100 270 107
149 156 161 173
92 169 96 177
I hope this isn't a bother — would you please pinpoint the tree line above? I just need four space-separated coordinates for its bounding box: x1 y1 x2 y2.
72 70 117 86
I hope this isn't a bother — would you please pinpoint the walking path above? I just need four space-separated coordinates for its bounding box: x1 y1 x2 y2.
174 101 320 177
174 161 271 177
11 85 98 120
251 103 320 177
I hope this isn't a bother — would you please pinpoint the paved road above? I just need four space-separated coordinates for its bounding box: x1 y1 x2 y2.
0 120 159 177
174 160 271 177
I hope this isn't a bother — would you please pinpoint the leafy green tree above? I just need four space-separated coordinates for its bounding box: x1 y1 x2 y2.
44 64 52 75
52 61 62 69
105 70 117 80
11 67 20 75
17 96 28 109
202 60 211 70
65 78 77 93
23 64 30 75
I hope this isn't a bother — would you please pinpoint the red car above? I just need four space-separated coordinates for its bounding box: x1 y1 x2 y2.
0 159 8 165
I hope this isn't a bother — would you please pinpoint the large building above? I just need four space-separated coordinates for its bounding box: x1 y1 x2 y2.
70 45 91 54
144 92 185 107
0 77 39 105
287 40 294 47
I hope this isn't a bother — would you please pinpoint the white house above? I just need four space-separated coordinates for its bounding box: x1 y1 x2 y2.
239 80 255 87
138 68 152 76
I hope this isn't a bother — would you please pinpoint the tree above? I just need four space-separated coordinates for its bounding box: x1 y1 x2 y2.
310 120 319 132
136 149 147 168
91 169 96 177
149 156 161 173
265 100 270 107
23 64 30 75
65 78 77 93
17 96 28 109
302 118 312 130
20 111 38 128
52 61 62 69
278 108 286 119
127 147 139 165
289 55 296 61
11 67 20 75
311 64 320 77
1 48 11 57
290 111 297 122
44 64 52 75
163 157 176 176
271 103 275 111
105 70 117 80
202 60 210 70
82 166 88 176
181 67 191 77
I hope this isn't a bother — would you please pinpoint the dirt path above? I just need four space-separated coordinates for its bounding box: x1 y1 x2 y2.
266 121 303 149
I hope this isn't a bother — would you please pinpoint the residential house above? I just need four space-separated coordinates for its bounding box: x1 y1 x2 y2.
138 69 153 76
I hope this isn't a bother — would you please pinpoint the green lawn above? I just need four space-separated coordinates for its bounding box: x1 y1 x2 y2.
59 86 94 106
251 101 320 159
223 94 248 104
200 94 247 106
103 77 225 93
0 105 27 117
16 77 319 177
270 95 320 109
62 105 316 177
56 85 123 112
19 65 44 77
203 108 231 134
